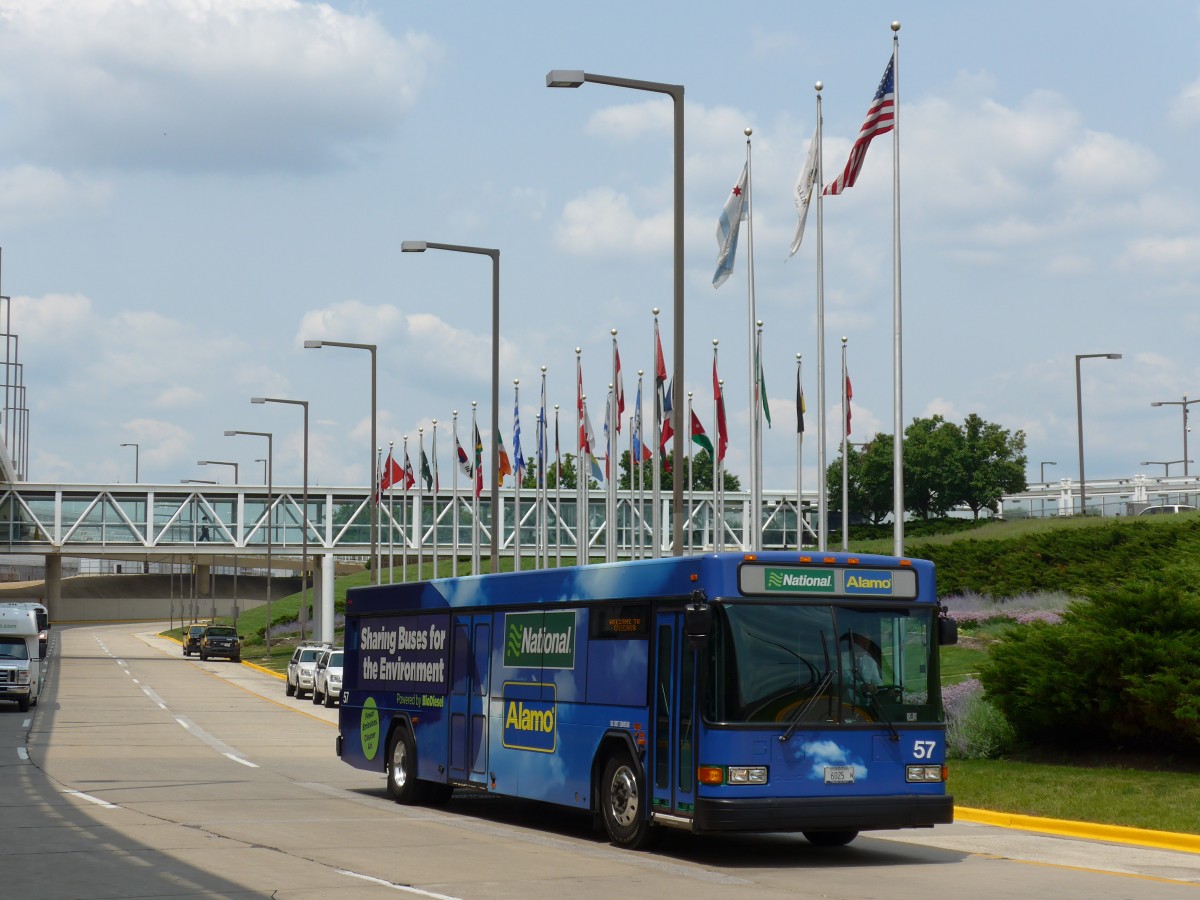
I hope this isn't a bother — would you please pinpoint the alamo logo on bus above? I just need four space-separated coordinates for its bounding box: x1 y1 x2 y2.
501 682 556 752
504 610 577 669
764 567 835 593
844 570 895 595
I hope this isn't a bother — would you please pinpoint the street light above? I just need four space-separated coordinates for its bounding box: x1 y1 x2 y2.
305 340 377 583
1039 460 1057 519
254 458 267 483
197 460 239 484
252 396 310 641
1075 353 1122 515
226 429 273 654
180 479 216 484
1140 459 1190 476
1150 395 1200 480
120 442 139 482
547 68 686 556
401 240 500 570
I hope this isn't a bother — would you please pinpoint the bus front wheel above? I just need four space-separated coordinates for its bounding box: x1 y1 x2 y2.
386 727 424 804
600 752 657 849
804 830 858 847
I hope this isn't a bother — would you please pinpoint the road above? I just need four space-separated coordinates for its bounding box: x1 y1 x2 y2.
1 622 1198 899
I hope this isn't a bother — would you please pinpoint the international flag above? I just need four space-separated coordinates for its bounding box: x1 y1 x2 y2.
714 357 729 462
456 436 473 478
554 411 562 480
403 451 416 490
632 380 652 462
845 372 854 435
756 334 772 429
376 450 404 502
420 449 433 490
582 400 603 482
797 370 806 434
690 410 714 456
513 396 526 483
713 162 749 288
789 124 819 256
823 55 895 196
496 430 513 485
614 346 625 432
536 377 548 487
473 422 484 498
659 378 674 471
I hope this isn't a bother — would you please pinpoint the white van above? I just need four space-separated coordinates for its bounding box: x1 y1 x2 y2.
0 606 40 712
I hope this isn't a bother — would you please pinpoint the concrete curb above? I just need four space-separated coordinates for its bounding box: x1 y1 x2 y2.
955 806 1200 854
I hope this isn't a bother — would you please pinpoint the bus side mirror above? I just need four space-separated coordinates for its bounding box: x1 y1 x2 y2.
938 614 958 646
685 591 712 646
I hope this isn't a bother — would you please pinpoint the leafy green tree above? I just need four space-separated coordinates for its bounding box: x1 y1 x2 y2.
620 450 740 492
959 413 1028 518
903 415 967 519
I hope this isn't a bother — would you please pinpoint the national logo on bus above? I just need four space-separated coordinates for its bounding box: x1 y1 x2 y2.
503 611 577 669
763 567 835 593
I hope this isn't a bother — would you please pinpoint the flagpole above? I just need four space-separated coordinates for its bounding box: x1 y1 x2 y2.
431 419 439 577
687 391 695 554
816 82 828 552
606 383 615 563
796 354 805 549
581 392 590 565
891 21 905 556
719 378 726 551
744 127 761 553
712 340 720 552
471 403 480 575
554 404 561 568
636 372 645 560
609 329 621 564
576 349 586 566
388 440 395 584
841 337 850 551
651 310 662 558
402 435 409 582
539 365 548 570
376 446 383 577
513 380 522 573
417 428 424 577
756 319 767 550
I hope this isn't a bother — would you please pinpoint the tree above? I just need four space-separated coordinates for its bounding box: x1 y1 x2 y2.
959 413 1027 518
619 449 740 492
903 415 967 519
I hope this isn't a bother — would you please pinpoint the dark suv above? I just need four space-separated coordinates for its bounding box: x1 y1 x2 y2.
199 625 242 662
183 624 206 656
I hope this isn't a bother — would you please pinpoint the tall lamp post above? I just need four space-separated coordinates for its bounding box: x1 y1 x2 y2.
121 442 139 483
255 458 267 483
252 396 310 640
1151 395 1200 505
401 240 501 571
305 340 377 582
1075 352 1122 515
197 460 239 484
1039 461 1056 519
226 429 273 654
547 68 686 556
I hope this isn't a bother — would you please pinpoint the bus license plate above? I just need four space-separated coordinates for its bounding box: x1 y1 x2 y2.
824 766 855 784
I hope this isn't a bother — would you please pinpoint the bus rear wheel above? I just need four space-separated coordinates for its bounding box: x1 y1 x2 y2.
804 830 858 847
600 752 657 849
386 727 425 804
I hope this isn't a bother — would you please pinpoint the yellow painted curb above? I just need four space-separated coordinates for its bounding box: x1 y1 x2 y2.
955 806 1200 854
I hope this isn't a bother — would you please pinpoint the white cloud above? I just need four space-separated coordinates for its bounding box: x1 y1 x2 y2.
0 0 442 173
585 98 672 140
0 165 112 226
1171 77 1200 127
553 186 672 257
1119 236 1200 269
1053 130 1159 191
296 300 406 346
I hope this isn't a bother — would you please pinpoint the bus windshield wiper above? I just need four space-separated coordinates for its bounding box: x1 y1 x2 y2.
864 685 900 742
778 669 833 743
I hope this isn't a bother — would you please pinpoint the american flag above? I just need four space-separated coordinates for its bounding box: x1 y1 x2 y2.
823 55 895 196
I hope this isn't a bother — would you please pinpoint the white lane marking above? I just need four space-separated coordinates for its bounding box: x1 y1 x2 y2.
63 789 118 809
17 747 28 760
22 718 30 728
338 871 462 898
176 717 191 729
223 752 258 768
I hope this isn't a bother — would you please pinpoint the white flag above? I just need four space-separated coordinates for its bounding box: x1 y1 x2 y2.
788 126 819 257
713 162 749 288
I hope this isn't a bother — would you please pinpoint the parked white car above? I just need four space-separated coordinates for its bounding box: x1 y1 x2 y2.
312 648 343 708
286 644 326 699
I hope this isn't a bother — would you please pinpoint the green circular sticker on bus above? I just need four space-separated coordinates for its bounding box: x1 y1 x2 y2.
361 696 380 761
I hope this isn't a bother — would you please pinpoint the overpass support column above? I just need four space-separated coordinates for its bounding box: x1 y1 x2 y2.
320 553 335 645
45 555 62 619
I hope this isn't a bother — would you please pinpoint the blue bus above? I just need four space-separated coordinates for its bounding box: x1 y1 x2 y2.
336 551 957 848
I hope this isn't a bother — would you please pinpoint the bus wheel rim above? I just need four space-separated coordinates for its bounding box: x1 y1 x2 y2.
609 765 638 827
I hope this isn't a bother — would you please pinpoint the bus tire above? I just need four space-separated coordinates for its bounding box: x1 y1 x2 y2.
18 697 29 712
803 830 858 847
600 752 657 849
386 727 424 804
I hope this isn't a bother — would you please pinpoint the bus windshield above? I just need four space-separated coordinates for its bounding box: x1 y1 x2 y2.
704 602 942 727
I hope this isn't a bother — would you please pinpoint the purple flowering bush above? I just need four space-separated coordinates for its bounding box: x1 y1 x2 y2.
944 678 1016 759
940 590 1070 627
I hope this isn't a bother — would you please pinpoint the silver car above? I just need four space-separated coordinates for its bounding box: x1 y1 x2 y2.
286 644 326 699
312 648 343 708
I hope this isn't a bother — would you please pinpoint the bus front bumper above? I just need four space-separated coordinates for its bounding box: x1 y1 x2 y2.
692 793 954 833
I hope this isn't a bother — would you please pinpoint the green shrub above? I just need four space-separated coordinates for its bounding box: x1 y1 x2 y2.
946 688 1016 760
980 584 1200 753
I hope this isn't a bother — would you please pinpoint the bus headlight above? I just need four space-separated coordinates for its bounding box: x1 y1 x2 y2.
905 765 944 783
726 766 769 785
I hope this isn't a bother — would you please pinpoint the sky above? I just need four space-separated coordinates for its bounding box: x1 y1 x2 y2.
3 0 1200 500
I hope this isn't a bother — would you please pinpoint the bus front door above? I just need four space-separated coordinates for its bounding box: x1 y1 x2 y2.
651 611 697 821
449 613 491 787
